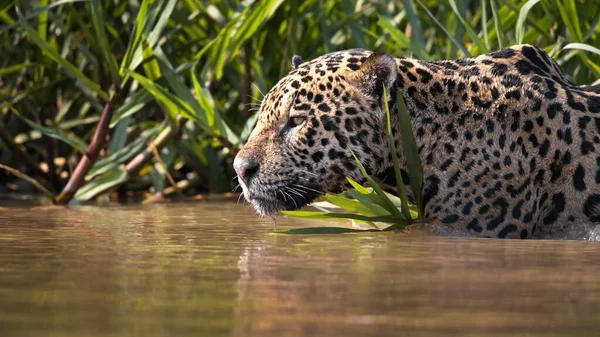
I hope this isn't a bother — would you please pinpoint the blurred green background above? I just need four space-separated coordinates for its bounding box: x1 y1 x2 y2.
1 0 599 205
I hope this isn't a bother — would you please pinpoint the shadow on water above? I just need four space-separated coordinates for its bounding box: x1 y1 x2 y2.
0 202 599 336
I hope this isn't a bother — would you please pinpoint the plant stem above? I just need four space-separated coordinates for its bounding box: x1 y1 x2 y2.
55 88 118 205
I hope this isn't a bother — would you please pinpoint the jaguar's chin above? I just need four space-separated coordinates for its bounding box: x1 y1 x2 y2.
244 183 323 216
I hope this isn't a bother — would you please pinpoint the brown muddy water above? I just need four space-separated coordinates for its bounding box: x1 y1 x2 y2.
0 202 599 337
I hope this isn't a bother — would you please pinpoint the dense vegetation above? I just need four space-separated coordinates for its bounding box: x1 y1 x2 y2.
1 0 599 205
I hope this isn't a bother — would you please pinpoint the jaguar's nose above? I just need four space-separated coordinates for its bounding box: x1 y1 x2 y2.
233 156 260 186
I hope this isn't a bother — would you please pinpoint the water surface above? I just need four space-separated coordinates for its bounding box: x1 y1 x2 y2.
0 202 599 336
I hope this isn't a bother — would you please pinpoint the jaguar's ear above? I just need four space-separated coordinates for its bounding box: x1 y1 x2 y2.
351 52 398 95
292 55 304 69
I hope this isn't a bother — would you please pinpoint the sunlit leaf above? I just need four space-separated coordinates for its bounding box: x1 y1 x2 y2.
562 43 600 57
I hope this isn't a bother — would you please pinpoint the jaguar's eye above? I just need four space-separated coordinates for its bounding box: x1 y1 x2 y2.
288 116 306 128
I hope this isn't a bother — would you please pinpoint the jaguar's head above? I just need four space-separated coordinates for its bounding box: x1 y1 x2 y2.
233 49 400 215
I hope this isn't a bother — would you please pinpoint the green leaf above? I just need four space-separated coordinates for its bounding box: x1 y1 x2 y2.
324 194 386 217
10 106 88 153
343 190 390 216
396 89 424 218
127 71 196 127
37 0 48 42
346 177 371 195
348 148 405 219
191 67 218 131
73 165 128 202
110 90 152 128
516 0 541 44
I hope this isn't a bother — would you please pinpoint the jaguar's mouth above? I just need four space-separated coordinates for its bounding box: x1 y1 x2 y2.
244 183 322 216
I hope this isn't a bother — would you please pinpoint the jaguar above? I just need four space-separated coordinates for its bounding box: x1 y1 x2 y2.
233 45 600 239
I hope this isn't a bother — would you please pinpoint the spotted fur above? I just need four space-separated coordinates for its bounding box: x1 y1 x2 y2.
234 45 600 239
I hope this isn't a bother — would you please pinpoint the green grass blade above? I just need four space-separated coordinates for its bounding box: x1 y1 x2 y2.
383 86 411 221
0 164 55 201
0 62 33 76
481 0 490 49
516 0 541 44
37 0 48 42
90 0 120 86
415 0 471 57
203 0 285 80
557 0 583 42
490 0 504 48
120 0 176 81
562 43 600 57
191 67 218 131
142 38 161 80
119 0 153 75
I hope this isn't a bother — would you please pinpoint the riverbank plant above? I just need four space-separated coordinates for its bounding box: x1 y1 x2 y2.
0 0 599 206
